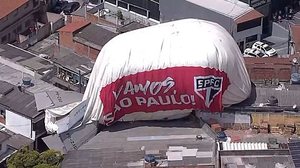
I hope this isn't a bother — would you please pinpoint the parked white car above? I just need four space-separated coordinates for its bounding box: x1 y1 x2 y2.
243 48 268 58
252 41 277 57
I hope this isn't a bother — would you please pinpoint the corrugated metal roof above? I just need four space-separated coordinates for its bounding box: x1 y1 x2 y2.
186 0 252 19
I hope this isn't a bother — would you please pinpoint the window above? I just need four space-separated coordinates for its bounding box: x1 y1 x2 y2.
237 18 261 32
129 5 147 16
118 1 128 9
105 0 116 5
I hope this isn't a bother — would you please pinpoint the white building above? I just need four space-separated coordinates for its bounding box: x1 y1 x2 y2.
159 0 264 51
0 81 46 141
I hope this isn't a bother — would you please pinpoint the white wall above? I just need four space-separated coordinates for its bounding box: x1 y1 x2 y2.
104 2 158 26
233 25 262 42
5 110 33 139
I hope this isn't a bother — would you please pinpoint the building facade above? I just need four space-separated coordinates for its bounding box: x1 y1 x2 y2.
0 0 41 44
239 0 272 37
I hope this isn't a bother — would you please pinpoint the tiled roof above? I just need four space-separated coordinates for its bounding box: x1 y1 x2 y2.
235 9 263 24
0 0 28 20
58 21 90 33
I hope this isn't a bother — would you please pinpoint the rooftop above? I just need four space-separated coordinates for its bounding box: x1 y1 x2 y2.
0 131 10 144
235 9 264 23
52 49 94 75
0 44 53 75
0 130 33 163
186 0 252 19
74 23 117 49
228 83 300 111
0 62 60 94
0 0 28 20
58 21 90 33
221 154 295 168
0 81 40 119
62 116 217 167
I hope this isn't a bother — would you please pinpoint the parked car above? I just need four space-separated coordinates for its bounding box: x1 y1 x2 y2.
252 41 277 57
243 48 268 58
217 131 227 142
52 1 80 15
52 1 68 14
63 2 80 15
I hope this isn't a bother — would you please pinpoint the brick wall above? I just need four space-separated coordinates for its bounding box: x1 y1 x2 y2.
244 57 294 81
74 41 100 61
89 47 101 60
59 32 74 49
74 41 88 56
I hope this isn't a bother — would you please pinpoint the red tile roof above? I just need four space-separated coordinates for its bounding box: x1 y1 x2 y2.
235 9 263 24
291 24 300 53
58 21 91 33
0 0 28 20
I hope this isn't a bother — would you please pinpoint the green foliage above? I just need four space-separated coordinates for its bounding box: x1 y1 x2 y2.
39 150 63 166
7 147 63 168
33 163 58 168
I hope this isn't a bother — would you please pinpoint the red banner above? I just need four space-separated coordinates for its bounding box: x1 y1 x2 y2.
100 66 230 124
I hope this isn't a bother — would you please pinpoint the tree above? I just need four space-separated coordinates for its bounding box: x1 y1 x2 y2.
7 147 63 168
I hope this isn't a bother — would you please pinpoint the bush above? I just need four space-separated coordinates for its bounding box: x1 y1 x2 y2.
7 147 63 168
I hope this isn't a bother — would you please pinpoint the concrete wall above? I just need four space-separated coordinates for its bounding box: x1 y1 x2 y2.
159 0 233 32
5 110 33 139
51 17 65 33
37 23 51 41
104 2 158 26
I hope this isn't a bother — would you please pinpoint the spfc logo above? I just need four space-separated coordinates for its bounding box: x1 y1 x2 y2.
194 76 223 108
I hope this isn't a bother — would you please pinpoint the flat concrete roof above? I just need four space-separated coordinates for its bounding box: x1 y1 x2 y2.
62 116 217 167
0 62 60 94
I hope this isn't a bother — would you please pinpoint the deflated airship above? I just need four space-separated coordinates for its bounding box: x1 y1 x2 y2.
82 19 251 125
